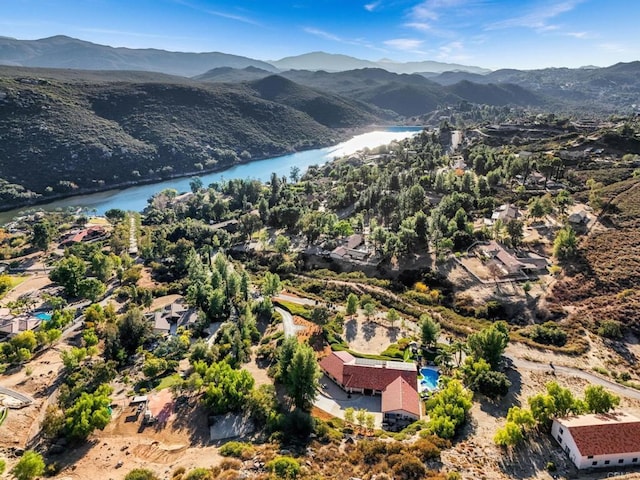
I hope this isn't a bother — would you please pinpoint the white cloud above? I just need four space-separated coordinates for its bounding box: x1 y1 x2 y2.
304 27 342 42
204 9 260 26
411 0 477 21
364 1 381 12
304 27 386 52
405 22 432 32
384 38 424 51
599 43 627 53
565 31 589 39
487 0 583 32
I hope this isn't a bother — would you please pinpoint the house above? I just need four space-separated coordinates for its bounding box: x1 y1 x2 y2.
568 211 589 226
490 204 521 224
60 226 107 246
0 309 42 335
320 351 420 426
145 301 194 335
478 241 548 278
330 234 370 263
381 377 421 423
552 412 640 469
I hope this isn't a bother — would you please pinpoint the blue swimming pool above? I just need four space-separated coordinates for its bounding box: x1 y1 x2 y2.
419 367 440 392
34 312 52 321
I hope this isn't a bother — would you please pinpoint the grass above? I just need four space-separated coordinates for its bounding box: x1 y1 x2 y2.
156 373 182 391
0 274 28 300
273 299 313 320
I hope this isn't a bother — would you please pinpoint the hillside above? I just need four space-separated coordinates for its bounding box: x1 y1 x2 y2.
239 75 387 127
0 67 379 208
0 35 278 77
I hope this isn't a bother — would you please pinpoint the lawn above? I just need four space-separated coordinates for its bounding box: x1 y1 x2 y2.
156 373 182 391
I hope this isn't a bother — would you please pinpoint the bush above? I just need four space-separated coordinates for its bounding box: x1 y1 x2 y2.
266 456 301 479
219 441 255 459
598 320 623 339
185 468 214 480
124 469 160 480
527 322 567 347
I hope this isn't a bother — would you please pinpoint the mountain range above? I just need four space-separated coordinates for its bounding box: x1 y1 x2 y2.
0 36 488 77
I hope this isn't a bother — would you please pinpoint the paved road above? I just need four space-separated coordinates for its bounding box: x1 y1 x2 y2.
275 293 318 307
0 386 34 407
508 356 640 401
276 306 304 339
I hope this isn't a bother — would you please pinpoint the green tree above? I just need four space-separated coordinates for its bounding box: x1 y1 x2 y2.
274 235 291 254
584 385 620 414
91 252 115 282
386 308 400 329
345 293 359 317
494 421 524 447
553 226 577 261
467 321 509 370
506 219 524 247
262 272 282 297
65 384 112 441
426 379 473 439
363 302 376 321
420 314 440 348
78 277 106 302
344 407 355 425
11 451 45 480
49 255 86 297
286 343 321 410
32 220 55 252
142 356 169 379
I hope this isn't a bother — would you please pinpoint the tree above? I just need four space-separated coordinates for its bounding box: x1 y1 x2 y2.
494 420 524 447
528 381 583 427
553 226 577 261
78 277 106 302
386 308 400 329
286 343 321 410
117 307 151 356
266 456 301 480
363 302 376 321
49 255 86 297
345 293 358 317
467 321 509 370
124 469 160 480
528 197 546 220
344 407 355 425
32 220 55 251
105 208 126 224
290 166 301 183
65 384 112 441
11 451 45 480
189 176 203 193
426 379 473 439
262 272 282 297
274 235 291 254
584 385 620 414
506 219 524 247
91 252 115 282
420 314 440 348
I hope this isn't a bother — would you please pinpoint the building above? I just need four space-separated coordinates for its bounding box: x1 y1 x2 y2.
552 412 640 469
145 300 195 335
320 351 420 426
478 241 548 278
490 204 521 225
381 377 421 423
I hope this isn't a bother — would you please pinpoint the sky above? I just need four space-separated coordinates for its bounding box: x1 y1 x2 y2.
2 0 639 70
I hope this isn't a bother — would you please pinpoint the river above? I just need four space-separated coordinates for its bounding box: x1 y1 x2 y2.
0 126 422 224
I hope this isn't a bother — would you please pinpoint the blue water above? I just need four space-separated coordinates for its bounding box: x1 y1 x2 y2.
0 127 422 224
34 312 52 321
419 367 440 391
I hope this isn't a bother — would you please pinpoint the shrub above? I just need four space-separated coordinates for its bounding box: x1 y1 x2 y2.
266 456 301 479
185 468 214 480
124 469 160 480
527 322 567 347
219 441 254 459
598 320 623 339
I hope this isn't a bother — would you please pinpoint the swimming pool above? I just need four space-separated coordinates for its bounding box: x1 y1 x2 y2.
34 312 52 321
419 367 440 392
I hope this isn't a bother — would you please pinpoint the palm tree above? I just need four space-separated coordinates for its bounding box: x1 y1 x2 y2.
451 341 467 368
435 349 453 375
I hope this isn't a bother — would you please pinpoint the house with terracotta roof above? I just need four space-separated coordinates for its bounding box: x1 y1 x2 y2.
320 351 420 426
381 377 421 423
552 412 640 469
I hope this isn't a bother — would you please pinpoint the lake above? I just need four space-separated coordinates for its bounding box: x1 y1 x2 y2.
1 126 422 223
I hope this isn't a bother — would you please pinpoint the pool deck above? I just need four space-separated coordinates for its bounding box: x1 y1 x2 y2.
418 366 440 393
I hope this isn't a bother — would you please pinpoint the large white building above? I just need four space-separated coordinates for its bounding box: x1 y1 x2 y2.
552 412 640 469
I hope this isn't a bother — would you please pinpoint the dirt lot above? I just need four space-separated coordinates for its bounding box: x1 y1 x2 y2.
343 314 396 354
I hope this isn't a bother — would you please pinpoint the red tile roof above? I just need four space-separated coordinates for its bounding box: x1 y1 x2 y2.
319 351 417 392
319 351 354 385
381 377 421 418
558 413 640 457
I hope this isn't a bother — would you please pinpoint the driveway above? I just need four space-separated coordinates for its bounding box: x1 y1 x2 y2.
276 306 305 339
314 374 383 427
508 356 640 401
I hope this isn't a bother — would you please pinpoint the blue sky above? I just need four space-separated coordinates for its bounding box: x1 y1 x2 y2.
2 0 639 70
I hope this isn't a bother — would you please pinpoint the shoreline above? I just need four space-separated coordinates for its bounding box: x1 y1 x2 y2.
0 124 423 218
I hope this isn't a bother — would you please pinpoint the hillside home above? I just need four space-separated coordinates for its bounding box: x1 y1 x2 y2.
145 300 195 335
478 241 548 278
320 351 420 426
552 412 640 469
489 203 521 225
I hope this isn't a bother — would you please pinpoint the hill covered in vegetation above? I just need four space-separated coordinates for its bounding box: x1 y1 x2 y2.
0 67 381 209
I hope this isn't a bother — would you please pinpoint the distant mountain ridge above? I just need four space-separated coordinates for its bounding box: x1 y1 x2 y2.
269 51 490 74
0 35 279 77
0 36 490 77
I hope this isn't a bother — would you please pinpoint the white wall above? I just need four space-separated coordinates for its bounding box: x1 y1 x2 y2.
552 419 640 469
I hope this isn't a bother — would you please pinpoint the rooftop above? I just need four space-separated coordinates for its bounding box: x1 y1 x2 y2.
381 377 421 417
556 412 640 457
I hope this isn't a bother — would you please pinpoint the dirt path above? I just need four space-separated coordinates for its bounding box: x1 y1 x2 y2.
1 274 52 306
